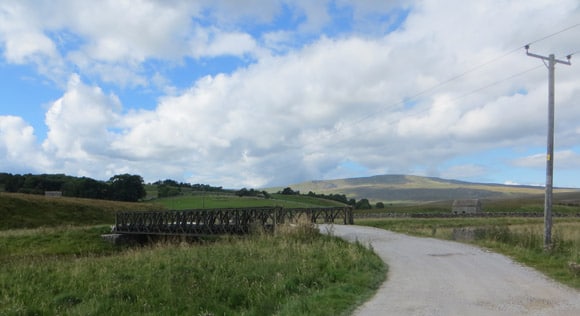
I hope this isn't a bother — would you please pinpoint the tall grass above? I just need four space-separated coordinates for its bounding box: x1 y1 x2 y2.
0 224 385 316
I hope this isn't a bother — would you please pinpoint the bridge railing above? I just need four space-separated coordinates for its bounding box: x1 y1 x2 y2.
114 206 353 236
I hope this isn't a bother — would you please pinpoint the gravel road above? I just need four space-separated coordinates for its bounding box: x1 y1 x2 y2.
319 224 580 316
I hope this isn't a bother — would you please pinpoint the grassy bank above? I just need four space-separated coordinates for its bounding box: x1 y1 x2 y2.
0 192 162 230
358 217 580 289
0 224 385 316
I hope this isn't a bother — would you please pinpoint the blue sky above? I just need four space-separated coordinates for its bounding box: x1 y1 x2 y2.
1 0 580 188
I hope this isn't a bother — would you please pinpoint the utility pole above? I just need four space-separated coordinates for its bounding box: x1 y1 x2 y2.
525 45 571 250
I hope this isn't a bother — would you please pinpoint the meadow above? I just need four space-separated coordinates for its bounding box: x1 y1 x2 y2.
3 189 580 315
0 192 385 316
153 192 345 210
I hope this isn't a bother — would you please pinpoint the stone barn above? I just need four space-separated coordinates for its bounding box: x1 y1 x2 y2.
452 199 482 214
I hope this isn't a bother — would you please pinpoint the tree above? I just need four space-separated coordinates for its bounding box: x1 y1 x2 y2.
108 174 146 202
355 198 372 210
4 174 24 192
158 184 181 198
236 188 250 197
375 202 385 209
62 177 108 199
280 187 299 195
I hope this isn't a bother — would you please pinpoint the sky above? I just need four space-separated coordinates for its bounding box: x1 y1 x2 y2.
1 0 580 189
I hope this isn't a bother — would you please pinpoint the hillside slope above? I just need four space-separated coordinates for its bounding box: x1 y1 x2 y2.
275 175 580 203
0 192 162 230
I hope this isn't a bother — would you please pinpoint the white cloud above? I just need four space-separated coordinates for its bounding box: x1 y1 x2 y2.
513 150 580 169
2 0 580 188
190 30 262 59
42 74 122 160
0 116 48 171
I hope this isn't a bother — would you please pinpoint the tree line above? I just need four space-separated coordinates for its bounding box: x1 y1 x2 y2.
0 173 146 202
0 173 385 209
278 187 385 210
153 179 228 198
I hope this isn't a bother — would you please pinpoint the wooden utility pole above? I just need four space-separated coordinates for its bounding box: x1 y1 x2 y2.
525 45 571 250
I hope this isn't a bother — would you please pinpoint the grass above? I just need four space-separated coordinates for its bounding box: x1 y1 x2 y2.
152 193 346 210
0 192 163 230
0 223 385 316
354 191 580 214
0 192 386 314
358 217 580 289
0 225 119 259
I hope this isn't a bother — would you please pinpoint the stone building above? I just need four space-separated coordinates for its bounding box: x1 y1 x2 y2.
452 199 481 214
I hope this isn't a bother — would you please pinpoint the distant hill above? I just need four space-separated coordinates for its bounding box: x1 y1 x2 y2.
270 175 580 204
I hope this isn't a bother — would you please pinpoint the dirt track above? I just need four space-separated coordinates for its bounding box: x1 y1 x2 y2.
319 224 580 316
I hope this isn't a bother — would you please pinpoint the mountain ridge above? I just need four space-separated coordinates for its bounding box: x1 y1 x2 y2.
270 174 580 204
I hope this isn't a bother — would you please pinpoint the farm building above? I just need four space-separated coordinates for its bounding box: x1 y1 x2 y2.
44 191 63 197
452 199 481 214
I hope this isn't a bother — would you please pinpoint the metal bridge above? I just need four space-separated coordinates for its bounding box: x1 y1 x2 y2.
114 206 353 236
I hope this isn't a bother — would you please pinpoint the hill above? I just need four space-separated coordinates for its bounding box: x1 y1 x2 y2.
0 192 162 230
272 174 580 204
0 191 345 230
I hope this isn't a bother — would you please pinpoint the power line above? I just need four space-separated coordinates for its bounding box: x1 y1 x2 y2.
451 65 543 102
287 23 580 157
328 22 580 139
526 22 580 47
314 64 546 150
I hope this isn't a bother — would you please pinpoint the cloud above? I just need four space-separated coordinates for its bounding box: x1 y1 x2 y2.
42 74 122 161
0 116 48 172
0 0 270 87
512 150 580 169
1 0 580 188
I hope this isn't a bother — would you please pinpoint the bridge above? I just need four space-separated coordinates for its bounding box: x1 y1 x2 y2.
113 206 354 237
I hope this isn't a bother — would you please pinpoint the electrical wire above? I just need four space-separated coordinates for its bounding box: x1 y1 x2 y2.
319 22 580 141
283 23 580 157
337 23 580 134
526 22 580 47
309 64 546 151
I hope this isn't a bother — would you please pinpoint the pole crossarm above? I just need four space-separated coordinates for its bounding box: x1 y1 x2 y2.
526 51 572 65
525 45 572 65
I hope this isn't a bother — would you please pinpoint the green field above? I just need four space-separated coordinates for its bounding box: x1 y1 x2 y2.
4 189 580 314
0 192 384 315
152 193 346 210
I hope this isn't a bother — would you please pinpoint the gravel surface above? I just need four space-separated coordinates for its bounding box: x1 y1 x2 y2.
319 224 580 316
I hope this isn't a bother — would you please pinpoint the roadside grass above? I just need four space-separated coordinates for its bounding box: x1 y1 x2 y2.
0 224 385 316
358 217 580 289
